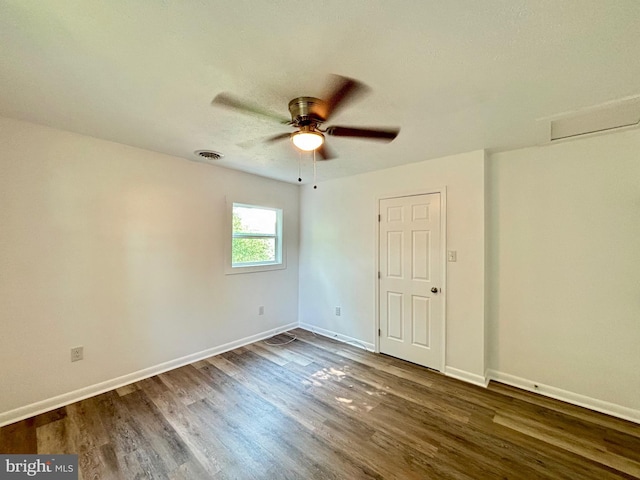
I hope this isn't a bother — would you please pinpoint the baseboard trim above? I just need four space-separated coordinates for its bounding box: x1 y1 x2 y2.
487 369 640 425
444 366 489 388
6 325 637 428
0 323 298 428
298 323 375 352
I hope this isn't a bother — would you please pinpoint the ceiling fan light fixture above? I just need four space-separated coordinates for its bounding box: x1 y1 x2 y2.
291 131 324 151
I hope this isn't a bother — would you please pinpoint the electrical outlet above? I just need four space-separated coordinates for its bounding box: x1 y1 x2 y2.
258 306 264 315
70 346 83 362
335 306 341 316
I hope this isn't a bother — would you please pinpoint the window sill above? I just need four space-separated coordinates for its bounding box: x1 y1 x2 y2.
225 263 286 275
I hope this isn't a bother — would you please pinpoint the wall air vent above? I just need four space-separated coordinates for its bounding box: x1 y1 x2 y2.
549 98 640 142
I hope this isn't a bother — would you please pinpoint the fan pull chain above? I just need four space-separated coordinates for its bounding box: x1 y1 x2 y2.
298 150 302 183
313 149 317 189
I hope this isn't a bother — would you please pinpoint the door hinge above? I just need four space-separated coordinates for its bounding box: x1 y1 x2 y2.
378 271 381 279
378 328 381 336
378 214 381 222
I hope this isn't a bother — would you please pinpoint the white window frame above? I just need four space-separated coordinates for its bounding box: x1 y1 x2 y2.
225 201 285 274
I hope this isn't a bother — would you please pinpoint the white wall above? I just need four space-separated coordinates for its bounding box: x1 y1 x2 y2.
487 128 640 413
299 150 486 379
4 112 638 424
0 117 299 418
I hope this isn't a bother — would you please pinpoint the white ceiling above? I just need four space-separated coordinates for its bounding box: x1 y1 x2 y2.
1 1 639 184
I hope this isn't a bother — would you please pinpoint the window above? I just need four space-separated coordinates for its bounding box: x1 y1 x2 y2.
230 203 283 272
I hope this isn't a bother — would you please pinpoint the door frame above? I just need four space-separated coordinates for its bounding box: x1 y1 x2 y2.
374 187 447 372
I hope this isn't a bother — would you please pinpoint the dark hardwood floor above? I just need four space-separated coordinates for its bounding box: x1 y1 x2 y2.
1 328 639 479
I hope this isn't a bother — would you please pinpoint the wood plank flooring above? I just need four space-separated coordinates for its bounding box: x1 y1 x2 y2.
1 328 639 479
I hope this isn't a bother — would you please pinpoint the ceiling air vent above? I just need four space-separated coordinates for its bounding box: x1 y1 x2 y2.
549 98 640 142
194 150 224 163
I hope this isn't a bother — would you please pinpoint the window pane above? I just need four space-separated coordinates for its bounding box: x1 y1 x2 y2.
233 206 276 234
232 237 276 264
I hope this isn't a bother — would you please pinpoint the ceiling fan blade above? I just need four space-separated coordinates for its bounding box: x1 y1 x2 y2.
326 126 400 142
320 75 370 121
264 132 292 143
236 131 291 149
212 93 290 124
316 143 336 160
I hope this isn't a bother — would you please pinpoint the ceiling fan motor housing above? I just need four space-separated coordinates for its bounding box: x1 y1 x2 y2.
288 97 327 126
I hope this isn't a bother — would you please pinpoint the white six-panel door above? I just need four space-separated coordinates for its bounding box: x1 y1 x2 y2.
378 193 443 370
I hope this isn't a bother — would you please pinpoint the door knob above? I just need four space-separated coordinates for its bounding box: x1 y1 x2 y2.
431 287 439 293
